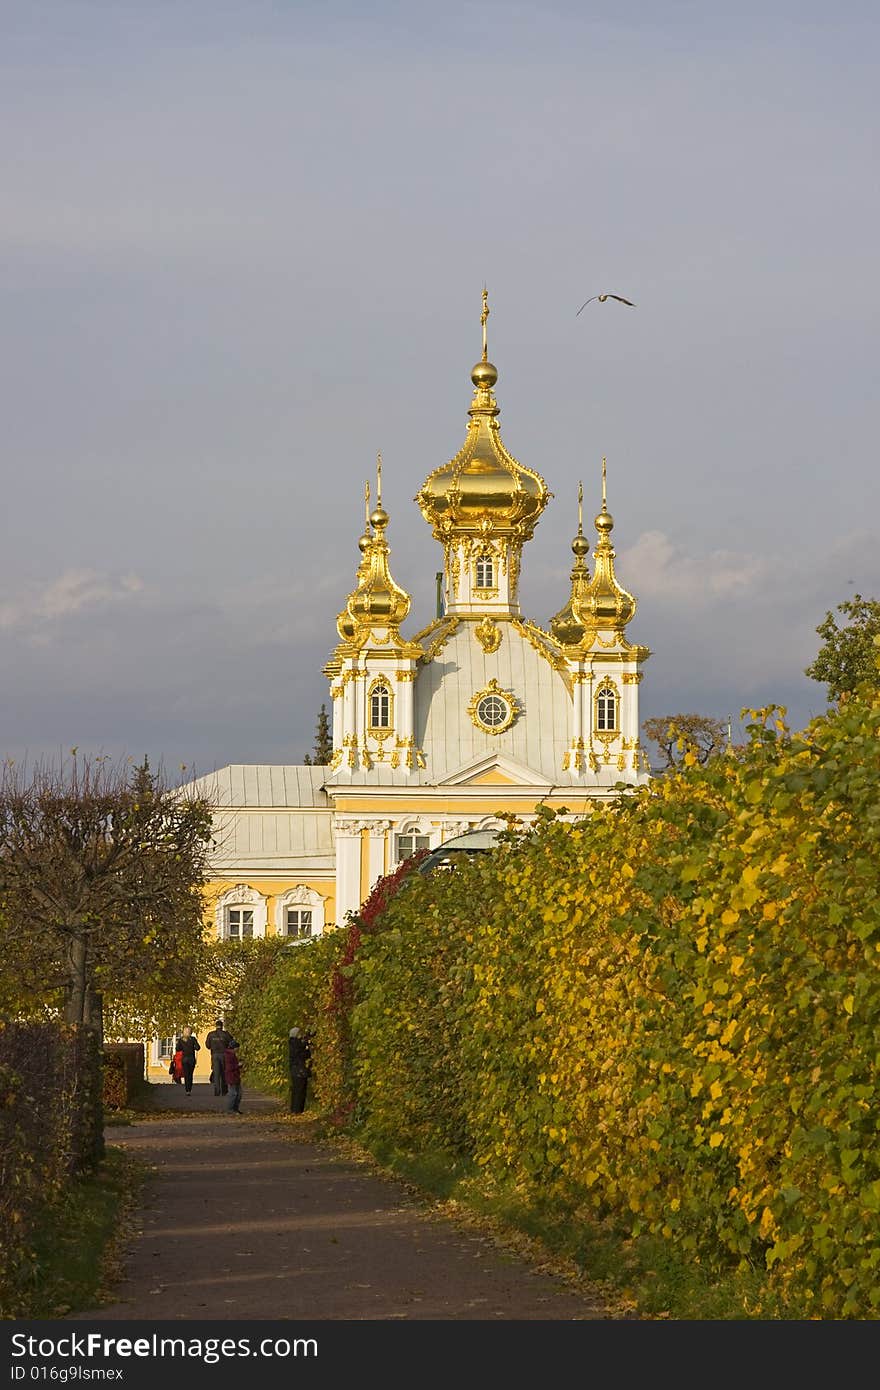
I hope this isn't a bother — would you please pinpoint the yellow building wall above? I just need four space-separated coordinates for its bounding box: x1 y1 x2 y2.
144 876 336 1082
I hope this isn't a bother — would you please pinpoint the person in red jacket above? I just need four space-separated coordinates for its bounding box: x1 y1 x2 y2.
223 1041 242 1113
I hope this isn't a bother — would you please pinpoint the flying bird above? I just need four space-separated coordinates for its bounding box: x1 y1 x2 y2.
576 293 636 316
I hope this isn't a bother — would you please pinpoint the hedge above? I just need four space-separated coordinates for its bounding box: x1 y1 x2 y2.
0 1021 103 1315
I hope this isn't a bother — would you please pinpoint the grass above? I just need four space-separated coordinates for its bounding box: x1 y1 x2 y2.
7 1145 147 1317
337 1131 793 1320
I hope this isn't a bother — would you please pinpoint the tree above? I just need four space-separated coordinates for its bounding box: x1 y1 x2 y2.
642 714 729 771
303 704 333 765
805 593 880 703
0 754 214 1041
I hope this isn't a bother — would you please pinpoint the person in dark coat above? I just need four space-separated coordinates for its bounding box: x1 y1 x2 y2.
176 1026 201 1094
223 1041 243 1113
288 1027 311 1114
205 1019 234 1095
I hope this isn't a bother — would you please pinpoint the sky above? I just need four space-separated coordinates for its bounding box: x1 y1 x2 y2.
2 0 878 776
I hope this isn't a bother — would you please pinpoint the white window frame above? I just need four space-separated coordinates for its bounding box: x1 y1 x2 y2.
475 554 495 590
595 684 619 733
368 678 393 731
274 886 326 940
214 885 268 941
394 831 431 865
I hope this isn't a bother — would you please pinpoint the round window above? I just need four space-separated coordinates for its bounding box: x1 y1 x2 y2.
476 694 510 729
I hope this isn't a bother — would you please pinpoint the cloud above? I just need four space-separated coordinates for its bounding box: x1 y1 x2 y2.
619 531 767 605
0 569 144 634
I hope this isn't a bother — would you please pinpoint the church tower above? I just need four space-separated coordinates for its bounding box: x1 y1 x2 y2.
415 289 551 624
324 459 424 776
320 291 651 919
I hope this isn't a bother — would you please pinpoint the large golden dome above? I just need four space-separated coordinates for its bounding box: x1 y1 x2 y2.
416 297 550 542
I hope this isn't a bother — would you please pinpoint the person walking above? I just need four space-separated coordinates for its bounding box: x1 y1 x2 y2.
205 1019 234 1096
169 1043 184 1085
223 1040 243 1113
177 1026 201 1095
288 1026 311 1114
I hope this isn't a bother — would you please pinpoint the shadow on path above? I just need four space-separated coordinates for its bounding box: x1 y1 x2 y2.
74 1084 611 1321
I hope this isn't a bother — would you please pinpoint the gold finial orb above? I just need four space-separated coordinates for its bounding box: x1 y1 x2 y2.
595 506 614 532
471 358 498 388
572 533 590 557
370 504 389 530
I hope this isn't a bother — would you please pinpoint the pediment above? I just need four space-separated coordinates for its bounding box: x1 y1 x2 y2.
438 753 553 788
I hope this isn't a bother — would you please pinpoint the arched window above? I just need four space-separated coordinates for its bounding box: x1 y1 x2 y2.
369 680 392 730
475 554 494 589
595 685 618 733
394 819 431 866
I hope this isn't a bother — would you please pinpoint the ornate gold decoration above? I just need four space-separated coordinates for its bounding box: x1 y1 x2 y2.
571 460 637 641
418 615 461 662
415 291 551 546
474 616 502 654
562 737 586 773
366 675 394 736
622 671 644 684
467 678 520 736
592 677 621 748
393 735 426 770
328 463 423 664
395 669 416 682
509 618 567 672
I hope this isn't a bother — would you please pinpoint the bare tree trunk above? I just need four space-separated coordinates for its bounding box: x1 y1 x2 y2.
86 984 104 1047
65 932 88 1025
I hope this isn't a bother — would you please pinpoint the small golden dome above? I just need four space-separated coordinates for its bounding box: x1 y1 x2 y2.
471 359 498 389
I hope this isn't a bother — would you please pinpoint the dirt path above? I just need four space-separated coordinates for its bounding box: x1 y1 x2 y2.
74 1082 612 1321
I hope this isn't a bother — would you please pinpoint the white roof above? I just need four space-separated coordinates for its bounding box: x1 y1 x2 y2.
184 764 330 808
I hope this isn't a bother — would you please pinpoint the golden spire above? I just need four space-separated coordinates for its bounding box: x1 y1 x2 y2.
574 457 637 636
346 456 411 644
337 481 376 642
550 481 592 646
416 292 550 543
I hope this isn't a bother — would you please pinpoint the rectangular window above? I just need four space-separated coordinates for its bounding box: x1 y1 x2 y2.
286 908 313 939
475 556 494 589
228 908 254 940
157 1036 175 1060
395 833 430 863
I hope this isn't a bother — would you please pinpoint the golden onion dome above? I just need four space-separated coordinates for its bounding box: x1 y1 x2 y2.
416 293 550 541
574 465 637 634
345 480 411 637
